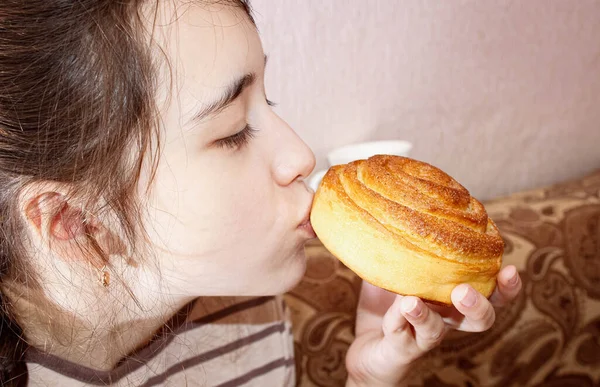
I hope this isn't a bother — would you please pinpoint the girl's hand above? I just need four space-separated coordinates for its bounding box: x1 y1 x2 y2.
345 265 522 387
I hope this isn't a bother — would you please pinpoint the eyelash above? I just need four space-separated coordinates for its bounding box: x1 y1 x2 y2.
215 124 258 150
214 97 275 150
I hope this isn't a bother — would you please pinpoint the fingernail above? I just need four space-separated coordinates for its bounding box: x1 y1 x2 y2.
508 270 519 286
460 287 477 308
404 298 422 318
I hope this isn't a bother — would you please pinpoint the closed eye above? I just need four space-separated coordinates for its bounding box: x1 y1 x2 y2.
214 124 258 150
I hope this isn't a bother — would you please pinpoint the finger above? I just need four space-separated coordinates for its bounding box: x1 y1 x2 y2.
380 296 445 362
381 295 409 337
489 265 522 307
379 295 424 366
451 284 496 332
356 281 399 336
358 280 398 315
400 296 447 351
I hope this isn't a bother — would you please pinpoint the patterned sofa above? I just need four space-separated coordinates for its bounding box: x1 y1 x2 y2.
285 169 600 387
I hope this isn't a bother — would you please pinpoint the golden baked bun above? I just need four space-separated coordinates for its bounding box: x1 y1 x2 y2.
310 155 503 305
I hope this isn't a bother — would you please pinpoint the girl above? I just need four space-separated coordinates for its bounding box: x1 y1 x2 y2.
0 1 521 386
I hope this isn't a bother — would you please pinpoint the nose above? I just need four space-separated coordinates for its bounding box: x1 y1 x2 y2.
270 115 316 186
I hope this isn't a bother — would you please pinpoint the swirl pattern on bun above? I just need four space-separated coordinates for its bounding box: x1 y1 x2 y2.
310 155 504 305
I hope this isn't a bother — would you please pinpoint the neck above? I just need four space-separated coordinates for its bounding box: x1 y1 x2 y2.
4 281 192 371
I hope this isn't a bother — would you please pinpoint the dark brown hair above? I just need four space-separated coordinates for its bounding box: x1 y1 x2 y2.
0 0 252 385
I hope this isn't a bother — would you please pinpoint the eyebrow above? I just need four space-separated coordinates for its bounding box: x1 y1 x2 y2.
189 55 269 125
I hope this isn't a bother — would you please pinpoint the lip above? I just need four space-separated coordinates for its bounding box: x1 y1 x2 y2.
298 197 317 238
298 217 316 238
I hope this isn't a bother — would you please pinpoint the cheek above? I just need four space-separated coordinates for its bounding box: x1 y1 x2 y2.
202 179 273 237
147 152 279 253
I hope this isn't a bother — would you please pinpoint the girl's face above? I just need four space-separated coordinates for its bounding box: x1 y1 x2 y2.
140 2 316 297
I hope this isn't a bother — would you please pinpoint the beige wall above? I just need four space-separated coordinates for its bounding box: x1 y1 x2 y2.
251 0 600 200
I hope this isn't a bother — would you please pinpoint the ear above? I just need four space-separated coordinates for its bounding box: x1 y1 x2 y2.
21 188 126 268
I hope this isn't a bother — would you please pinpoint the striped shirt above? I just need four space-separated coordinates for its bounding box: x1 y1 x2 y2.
25 296 296 386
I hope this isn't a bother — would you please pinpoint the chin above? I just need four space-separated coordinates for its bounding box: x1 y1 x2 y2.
281 250 308 291
260 247 308 295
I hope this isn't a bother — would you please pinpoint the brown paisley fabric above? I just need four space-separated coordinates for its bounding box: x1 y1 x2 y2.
284 169 600 387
